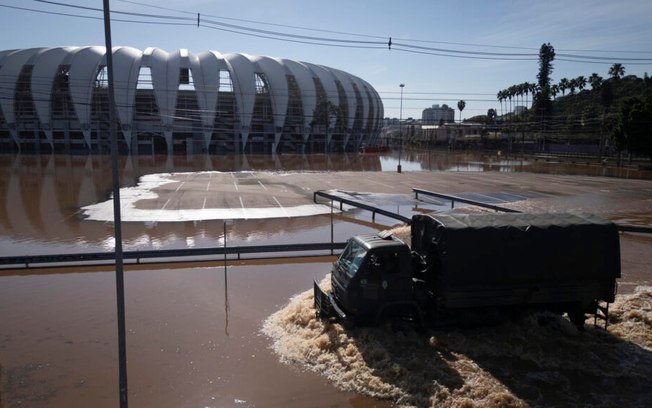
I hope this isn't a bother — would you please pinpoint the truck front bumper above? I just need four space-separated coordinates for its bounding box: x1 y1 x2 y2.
313 279 347 320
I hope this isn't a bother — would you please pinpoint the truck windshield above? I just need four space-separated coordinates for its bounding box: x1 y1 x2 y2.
338 239 367 279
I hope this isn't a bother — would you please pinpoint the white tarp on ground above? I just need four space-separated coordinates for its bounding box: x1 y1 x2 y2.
81 172 332 222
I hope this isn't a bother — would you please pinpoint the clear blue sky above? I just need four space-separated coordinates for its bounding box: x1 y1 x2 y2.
1 0 651 120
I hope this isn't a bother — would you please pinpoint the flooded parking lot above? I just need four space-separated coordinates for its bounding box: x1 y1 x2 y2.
1 151 651 407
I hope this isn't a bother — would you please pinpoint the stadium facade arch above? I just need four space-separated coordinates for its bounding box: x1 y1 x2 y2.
0 47 384 154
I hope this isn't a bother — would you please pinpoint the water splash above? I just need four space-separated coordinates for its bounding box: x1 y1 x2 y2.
263 282 652 407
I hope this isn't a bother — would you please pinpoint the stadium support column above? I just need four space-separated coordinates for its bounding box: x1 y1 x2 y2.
43 129 54 151
203 131 212 153
122 129 132 154
9 129 19 152
273 130 281 153
164 130 173 155
302 126 310 154
344 130 351 151
241 127 249 154
81 127 92 151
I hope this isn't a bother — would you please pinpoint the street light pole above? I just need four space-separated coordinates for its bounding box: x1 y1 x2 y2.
102 1 128 407
397 83 405 173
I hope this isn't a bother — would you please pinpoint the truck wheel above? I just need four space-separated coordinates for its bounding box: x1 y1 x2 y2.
342 315 357 330
568 304 586 330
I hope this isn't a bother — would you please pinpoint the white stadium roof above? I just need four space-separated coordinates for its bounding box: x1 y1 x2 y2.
0 46 384 154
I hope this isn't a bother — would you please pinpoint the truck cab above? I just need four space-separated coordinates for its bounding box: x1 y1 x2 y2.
315 233 414 325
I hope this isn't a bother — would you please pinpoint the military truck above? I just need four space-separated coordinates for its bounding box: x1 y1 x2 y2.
314 212 621 328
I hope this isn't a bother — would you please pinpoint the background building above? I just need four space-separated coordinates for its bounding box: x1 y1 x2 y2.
422 104 454 125
0 47 384 154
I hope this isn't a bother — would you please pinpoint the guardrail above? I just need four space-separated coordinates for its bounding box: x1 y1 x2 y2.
413 188 522 213
617 224 652 234
313 190 411 223
413 188 652 234
0 242 347 270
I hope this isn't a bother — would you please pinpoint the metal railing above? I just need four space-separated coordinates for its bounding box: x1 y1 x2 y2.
413 188 522 213
0 242 347 270
314 190 411 223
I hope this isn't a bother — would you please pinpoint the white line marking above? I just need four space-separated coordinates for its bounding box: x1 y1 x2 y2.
175 182 185 192
202 197 207 209
206 181 211 191
162 198 171 210
233 181 239 192
239 196 247 219
273 196 290 218
258 180 268 190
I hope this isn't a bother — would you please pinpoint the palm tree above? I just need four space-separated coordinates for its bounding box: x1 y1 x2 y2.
559 78 569 96
551 84 559 101
529 83 538 108
568 78 577 95
576 76 587 92
518 83 527 113
609 63 625 79
508 85 517 116
497 91 505 117
589 73 603 91
457 100 466 123
521 82 535 111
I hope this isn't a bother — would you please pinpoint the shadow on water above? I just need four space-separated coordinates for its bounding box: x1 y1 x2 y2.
346 310 652 407
350 324 465 406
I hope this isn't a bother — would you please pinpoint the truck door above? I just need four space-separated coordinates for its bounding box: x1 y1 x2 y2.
378 249 412 301
359 254 381 302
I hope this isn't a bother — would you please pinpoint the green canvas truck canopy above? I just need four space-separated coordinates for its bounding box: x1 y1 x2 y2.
410 212 621 298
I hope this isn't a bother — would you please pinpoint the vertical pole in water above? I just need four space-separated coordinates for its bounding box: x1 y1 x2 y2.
224 219 228 274
397 83 405 173
223 219 230 336
103 1 128 407
330 199 334 255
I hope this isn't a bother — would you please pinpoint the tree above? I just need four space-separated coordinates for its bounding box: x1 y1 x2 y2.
505 86 513 116
533 43 556 129
551 84 559 101
611 92 652 161
576 76 587 92
457 100 466 123
609 63 625 80
528 82 537 109
497 91 505 117
569 78 577 95
558 77 569 96
589 73 603 91
596 80 615 162
487 108 497 123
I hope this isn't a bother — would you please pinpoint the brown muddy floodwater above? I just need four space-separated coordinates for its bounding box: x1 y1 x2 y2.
1 152 651 407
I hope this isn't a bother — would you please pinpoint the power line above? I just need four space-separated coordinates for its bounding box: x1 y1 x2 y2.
0 4 195 26
1 1 646 63
114 0 652 56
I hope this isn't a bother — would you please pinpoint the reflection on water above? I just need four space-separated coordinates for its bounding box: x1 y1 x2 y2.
1 151 650 257
0 154 386 257
387 150 652 178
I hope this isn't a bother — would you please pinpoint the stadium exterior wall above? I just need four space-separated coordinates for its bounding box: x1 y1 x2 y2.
0 47 384 154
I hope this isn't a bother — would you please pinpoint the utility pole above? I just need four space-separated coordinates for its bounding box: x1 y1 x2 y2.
102 1 128 407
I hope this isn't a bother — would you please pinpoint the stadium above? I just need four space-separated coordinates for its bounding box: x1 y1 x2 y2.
0 47 384 154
